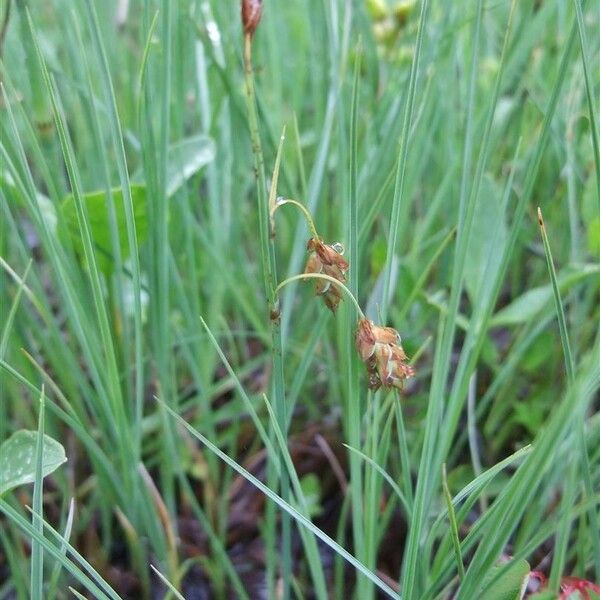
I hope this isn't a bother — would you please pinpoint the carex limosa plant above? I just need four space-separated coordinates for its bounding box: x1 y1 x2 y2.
241 3 333 598
243 1 413 596
271 197 416 390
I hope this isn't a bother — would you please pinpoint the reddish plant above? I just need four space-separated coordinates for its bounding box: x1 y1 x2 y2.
355 318 415 390
303 238 349 313
241 0 263 37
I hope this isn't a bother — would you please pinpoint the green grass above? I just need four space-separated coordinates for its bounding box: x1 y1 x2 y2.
1 1 599 599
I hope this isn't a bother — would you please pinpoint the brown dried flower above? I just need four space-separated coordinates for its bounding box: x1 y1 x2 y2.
241 0 263 37
303 237 349 312
355 318 415 390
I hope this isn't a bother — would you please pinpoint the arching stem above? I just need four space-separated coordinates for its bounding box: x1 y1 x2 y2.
276 273 365 319
271 197 320 240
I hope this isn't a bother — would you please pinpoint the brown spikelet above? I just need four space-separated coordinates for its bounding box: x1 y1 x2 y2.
241 0 263 37
355 318 415 390
303 238 349 312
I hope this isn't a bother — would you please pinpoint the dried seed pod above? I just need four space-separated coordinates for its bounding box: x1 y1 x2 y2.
303 238 349 312
355 318 415 390
241 0 263 37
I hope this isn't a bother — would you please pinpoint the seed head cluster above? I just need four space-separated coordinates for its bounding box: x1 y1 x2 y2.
244 1 415 393
355 318 415 390
303 238 349 313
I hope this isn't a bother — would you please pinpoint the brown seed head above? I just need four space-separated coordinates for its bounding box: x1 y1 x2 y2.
303 237 349 312
355 318 415 390
356 318 377 361
241 0 263 37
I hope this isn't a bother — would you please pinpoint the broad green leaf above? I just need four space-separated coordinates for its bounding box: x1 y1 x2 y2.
59 184 148 273
491 264 600 326
0 430 67 495
131 134 215 197
479 558 530 600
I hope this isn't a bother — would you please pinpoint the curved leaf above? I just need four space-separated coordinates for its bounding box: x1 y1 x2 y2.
60 184 148 273
0 430 67 495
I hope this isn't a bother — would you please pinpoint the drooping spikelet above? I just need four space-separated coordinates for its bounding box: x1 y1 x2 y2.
303 238 349 312
355 318 415 390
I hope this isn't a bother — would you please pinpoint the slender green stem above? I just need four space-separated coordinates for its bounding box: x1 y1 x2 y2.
442 464 465 582
394 396 414 511
31 387 45 600
243 33 274 300
347 39 367 599
381 0 430 320
537 208 575 383
538 206 600 583
271 198 319 240
242 29 291 600
275 273 365 319
574 0 600 224
0 0 11 56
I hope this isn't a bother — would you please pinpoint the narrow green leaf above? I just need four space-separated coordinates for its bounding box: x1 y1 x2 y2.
162 400 401 600
31 390 46 600
0 500 118 600
150 565 185 600
442 464 465 582
47 499 76 600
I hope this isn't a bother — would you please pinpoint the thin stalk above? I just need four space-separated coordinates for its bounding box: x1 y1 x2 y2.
537 208 575 383
402 2 514 593
138 3 181 574
0 503 115 600
163 403 401 600
394 397 414 510
81 0 144 468
363 390 383 598
442 464 465 582
47 499 76 600
31 388 45 600
574 0 600 223
381 0 430 320
276 274 364 318
26 10 133 495
347 41 367 599
242 31 291 599
0 259 32 361
271 198 319 240
538 207 600 584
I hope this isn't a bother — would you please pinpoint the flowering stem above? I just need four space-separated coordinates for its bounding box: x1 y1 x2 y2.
276 273 365 319
243 27 292 600
271 198 319 240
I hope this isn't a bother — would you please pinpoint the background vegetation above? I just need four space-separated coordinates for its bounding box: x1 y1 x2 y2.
0 0 599 598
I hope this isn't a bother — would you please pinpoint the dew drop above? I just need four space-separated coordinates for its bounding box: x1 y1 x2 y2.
331 242 345 255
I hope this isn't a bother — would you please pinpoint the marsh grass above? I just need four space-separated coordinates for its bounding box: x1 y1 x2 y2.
1 1 599 599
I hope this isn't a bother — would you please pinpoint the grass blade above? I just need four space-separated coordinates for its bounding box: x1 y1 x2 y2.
442 463 465 582
161 400 401 600
538 207 600 583
31 388 45 600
